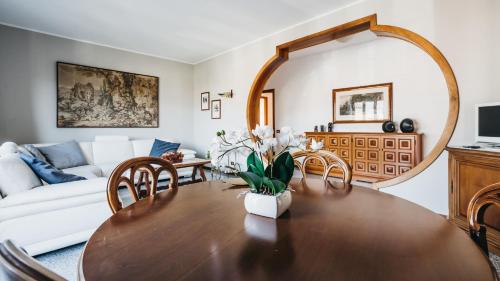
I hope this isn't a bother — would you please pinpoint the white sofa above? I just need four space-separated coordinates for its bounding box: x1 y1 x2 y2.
0 136 196 256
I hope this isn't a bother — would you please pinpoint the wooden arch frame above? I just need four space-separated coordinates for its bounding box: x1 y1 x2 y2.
246 14 459 189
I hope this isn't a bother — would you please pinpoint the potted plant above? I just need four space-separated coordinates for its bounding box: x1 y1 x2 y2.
211 125 307 218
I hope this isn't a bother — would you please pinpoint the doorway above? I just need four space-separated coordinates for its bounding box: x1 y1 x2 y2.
259 89 275 134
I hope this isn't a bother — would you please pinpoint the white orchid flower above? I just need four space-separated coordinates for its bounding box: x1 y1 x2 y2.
310 139 324 151
253 141 270 155
277 126 293 145
263 138 278 150
290 134 307 149
297 135 308 150
252 124 274 140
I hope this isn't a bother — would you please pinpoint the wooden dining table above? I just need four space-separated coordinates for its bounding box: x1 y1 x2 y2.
79 178 498 281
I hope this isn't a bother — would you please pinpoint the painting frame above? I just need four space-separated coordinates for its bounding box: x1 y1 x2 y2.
332 83 393 123
211 99 221 119
201 92 210 111
56 61 159 128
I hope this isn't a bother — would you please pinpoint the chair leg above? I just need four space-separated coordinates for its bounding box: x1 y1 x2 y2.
470 226 489 255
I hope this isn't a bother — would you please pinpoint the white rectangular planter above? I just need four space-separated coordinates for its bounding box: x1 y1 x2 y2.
244 190 292 219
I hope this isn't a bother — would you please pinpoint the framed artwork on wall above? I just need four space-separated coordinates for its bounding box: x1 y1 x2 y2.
57 62 159 128
332 83 393 123
201 92 210 111
211 100 221 119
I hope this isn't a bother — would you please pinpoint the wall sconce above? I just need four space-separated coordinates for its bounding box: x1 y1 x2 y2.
217 90 233 98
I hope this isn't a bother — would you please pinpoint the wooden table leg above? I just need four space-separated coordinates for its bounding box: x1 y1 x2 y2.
191 166 198 182
199 166 207 181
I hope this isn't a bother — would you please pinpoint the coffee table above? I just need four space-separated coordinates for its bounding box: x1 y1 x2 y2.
172 158 211 185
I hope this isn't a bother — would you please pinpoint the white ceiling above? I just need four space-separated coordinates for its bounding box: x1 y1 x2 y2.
0 0 360 64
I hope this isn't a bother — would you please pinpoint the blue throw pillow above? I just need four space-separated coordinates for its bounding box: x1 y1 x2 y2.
23 144 48 162
18 153 86 184
37 140 88 169
149 139 180 157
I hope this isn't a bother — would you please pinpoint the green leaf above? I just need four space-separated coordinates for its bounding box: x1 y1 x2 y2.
271 179 287 194
247 152 265 176
264 165 272 178
248 164 262 177
262 177 276 195
272 152 294 185
238 171 262 193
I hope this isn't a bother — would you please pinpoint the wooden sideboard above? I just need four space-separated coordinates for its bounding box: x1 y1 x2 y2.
305 132 422 182
447 147 500 255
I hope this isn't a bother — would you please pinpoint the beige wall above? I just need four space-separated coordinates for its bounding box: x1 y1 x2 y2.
0 25 194 147
192 0 500 214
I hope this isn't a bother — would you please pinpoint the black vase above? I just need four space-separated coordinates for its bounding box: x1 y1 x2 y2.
400 118 415 133
328 122 334 132
382 121 396 133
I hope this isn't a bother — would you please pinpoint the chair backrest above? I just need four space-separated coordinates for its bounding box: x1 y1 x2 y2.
467 182 500 255
0 240 66 281
107 156 179 214
292 150 352 184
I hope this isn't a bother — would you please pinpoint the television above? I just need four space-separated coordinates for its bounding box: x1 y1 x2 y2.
475 103 500 144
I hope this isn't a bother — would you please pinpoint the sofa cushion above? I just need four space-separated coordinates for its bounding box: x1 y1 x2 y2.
0 177 107 208
78 142 94 165
23 144 48 162
0 155 42 197
94 136 129 141
92 141 134 165
97 162 120 178
19 153 87 184
37 140 88 169
0 192 106 222
0 142 18 157
62 165 103 179
149 139 180 157
131 139 155 157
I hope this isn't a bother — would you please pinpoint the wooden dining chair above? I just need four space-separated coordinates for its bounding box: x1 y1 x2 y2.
467 182 500 255
291 150 352 184
107 156 179 214
0 240 66 281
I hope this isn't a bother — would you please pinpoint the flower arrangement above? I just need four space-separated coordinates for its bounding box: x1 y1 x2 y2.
211 125 307 196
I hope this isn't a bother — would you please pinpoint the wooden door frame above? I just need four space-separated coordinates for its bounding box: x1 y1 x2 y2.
262 89 275 134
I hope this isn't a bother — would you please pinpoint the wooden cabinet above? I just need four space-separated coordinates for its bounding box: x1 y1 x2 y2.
305 132 422 182
447 147 500 255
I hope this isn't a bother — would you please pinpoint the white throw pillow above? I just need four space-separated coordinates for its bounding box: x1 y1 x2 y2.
131 139 155 157
0 155 43 197
92 141 134 165
0 142 18 157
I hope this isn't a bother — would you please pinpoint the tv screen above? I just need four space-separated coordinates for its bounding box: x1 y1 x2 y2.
478 105 500 137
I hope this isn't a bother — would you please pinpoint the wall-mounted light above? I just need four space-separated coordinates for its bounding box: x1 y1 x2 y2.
218 90 233 98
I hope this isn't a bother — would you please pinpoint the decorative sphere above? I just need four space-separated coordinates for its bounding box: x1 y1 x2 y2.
382 121 396 133
400 118 415 133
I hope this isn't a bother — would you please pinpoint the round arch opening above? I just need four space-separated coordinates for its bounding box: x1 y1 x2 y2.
246 14 459 189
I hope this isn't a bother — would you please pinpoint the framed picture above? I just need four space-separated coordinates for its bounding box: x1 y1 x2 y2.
201 92 210 111
211 100 221 119
332 83 392 123
57 62 159 128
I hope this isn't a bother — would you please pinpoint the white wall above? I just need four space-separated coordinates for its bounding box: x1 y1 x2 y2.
266 37 448 156
193 0 500 214
0 25 194 147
